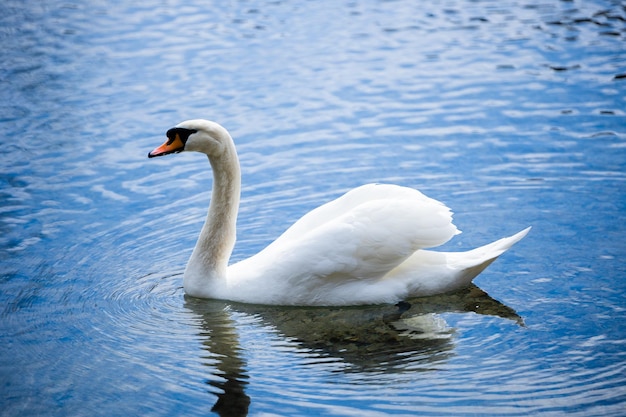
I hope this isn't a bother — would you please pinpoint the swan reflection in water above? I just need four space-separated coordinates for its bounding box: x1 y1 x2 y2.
184 284 523 416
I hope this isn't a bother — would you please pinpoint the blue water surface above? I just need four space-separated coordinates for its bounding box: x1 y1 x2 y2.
1 0 625 416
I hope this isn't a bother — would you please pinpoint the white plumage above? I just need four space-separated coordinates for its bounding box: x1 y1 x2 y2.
149 119 530 306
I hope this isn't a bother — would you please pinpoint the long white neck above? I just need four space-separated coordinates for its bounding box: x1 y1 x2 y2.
183 137 241 297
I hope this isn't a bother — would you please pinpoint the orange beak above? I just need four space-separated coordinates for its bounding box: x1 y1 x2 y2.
148 134 185 158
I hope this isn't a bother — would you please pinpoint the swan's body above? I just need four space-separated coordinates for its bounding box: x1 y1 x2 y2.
149 119 530 306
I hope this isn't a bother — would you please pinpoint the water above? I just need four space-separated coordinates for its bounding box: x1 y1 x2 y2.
1 0 625 415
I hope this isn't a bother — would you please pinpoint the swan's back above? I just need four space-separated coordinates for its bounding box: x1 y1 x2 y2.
226 184 464 304
275 183 459 246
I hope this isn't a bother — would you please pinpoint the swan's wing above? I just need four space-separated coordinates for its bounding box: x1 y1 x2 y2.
274 183 457 244
255 192 459 283
228 187 459 304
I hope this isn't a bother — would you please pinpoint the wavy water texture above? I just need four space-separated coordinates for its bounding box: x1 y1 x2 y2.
1 0 625 416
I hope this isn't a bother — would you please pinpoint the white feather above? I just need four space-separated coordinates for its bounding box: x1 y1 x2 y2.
150 120 530 306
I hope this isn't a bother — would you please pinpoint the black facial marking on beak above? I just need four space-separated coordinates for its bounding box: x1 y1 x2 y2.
148 127 198 158
166 127 198 146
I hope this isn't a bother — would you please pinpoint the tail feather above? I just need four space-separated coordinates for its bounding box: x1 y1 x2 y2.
456 227 531 264
449 226 531 284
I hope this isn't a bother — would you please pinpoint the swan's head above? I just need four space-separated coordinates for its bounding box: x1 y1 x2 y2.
148 119 232 158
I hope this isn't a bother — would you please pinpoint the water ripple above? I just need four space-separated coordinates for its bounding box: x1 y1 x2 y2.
2 0 625 415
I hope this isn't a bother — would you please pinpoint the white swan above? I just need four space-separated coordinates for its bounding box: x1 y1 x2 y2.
148 119 530 306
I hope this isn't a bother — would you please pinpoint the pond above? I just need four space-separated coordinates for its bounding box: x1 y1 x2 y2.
1 0 625 415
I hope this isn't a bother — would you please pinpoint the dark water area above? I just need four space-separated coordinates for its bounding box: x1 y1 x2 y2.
1 0 625 416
